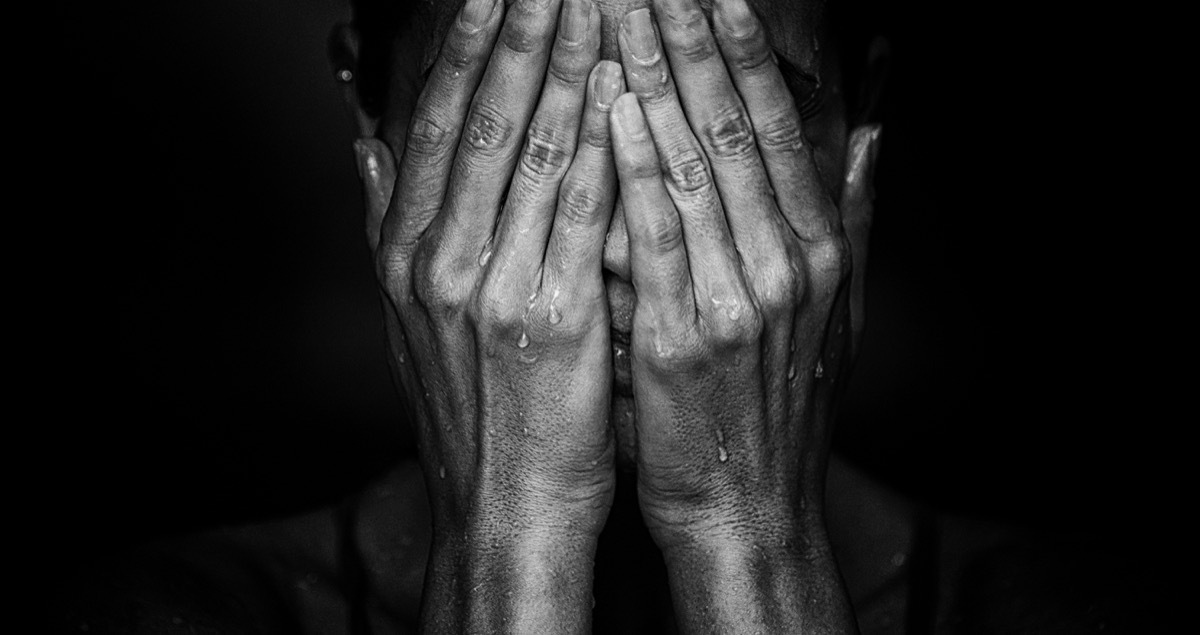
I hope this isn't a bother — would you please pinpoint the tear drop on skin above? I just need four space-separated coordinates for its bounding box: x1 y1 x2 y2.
478 246 493 267
439 465 446 479
787 364 797 381
716 429 729 463
815 359 825 379
547 289 562 324
518 352 538 364
516 330 530 348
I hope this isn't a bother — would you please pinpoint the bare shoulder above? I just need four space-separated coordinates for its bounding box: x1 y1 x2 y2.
51 460 430 635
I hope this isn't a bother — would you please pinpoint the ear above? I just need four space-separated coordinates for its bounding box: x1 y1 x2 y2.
329 22 381 138
851 36 890 126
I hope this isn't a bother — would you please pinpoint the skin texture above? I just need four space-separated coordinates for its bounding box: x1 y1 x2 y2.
344 0 882 631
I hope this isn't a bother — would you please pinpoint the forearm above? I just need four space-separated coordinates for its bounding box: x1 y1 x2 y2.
660 522 858 634
420 528 599 634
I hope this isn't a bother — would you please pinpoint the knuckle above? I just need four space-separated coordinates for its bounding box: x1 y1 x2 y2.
644 212 685 253
807 235 850 293
462 104 515 158
662 148 712 195
755 111 806 155
413 245 471 315
701 106 756 159
500 20 542 54
405 114 451 160
440 36 476 72
546 52 591 87
756 268 799 317
557 179 603 226
726 38 773 72
670 27 718 63
708 303 763 348
636 78 675 107
519 123 573 179
578 121 610 150
472 281 525 332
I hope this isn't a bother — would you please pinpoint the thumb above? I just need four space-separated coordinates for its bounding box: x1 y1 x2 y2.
838 124 882 358
353 137 397 255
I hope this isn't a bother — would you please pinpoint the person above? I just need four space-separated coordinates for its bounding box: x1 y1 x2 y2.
51 0 1163 632
331 0 885 630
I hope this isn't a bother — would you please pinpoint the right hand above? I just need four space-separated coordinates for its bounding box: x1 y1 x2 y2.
352 0 622 618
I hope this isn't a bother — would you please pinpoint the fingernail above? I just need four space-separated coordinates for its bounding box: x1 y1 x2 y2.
461 0 496 31
715 0 756 38
613 93 648 140
593 61 623 110
560 0 591 46
623 9 659 63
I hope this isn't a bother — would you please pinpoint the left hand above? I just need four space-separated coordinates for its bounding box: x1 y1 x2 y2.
608 0 878 626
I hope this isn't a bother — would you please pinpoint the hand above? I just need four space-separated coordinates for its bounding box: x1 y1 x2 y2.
354 0 624 630
609 0 878 629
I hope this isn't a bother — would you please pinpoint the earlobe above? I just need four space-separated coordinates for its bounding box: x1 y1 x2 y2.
852 36 890 126
328 22 381 137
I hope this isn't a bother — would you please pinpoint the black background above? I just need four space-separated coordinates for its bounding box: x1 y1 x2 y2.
41 0 1174 579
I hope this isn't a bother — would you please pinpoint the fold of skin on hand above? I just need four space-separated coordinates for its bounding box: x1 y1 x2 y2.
343 0 881 631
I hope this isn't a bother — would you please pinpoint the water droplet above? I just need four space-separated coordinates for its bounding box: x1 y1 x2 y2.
516 330 530 348
790 338 796 353
439 465 446 479
452 70 461 78
518 351 538 364
787 364 797 381
815 359 825 379
478 245 493 267
547 289 562 324
716 429 729 463
522 427 529 435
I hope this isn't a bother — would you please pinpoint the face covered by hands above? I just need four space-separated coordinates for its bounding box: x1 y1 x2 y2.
343 0 880 628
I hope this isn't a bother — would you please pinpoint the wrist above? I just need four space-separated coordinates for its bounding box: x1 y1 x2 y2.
422 528 600 633
657 523 856 634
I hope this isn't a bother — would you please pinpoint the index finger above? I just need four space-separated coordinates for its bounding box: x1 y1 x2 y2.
378 0 503 256
713 0 838 244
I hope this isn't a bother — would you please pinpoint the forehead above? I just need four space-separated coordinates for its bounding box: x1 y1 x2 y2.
415 0 826 76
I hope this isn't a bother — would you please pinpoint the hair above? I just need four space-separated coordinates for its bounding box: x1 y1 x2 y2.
346 0 885 121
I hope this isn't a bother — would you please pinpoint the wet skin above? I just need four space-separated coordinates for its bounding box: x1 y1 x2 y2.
339 0 883 630
360 0 855 470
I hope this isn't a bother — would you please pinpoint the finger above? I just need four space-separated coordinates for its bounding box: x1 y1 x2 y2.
435 0 565 264
542 60 623 294
713 0 838 243
488 0 602 286
610 93 696 342
378 0 503 253
839 124 881 357
652 0 790 296
618 8 748 323
353 138 397 255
